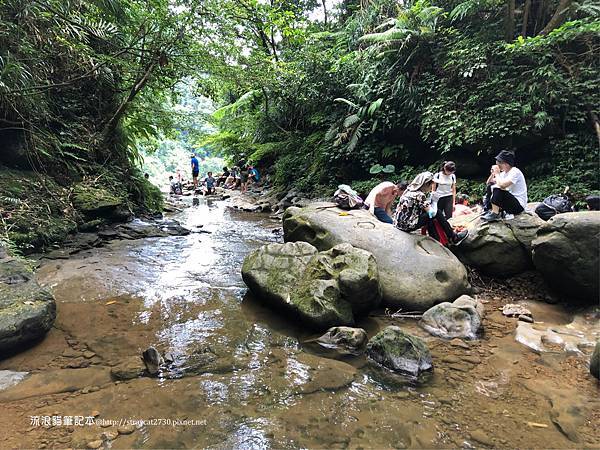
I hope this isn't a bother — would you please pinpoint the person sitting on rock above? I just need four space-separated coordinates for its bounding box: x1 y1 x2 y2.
365 181 408 224
204 172 216 195
453 194 473 216
217 167 230 187
393 172 468 245
586 195 600 210
481 150 528 222
224 166 238 189
248 165 261 184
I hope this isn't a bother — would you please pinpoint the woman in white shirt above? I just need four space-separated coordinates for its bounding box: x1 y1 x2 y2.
481 150 528 222
432 161 457 218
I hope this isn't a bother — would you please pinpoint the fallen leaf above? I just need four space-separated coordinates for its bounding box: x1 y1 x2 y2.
105 300 117 305
338 212 349 216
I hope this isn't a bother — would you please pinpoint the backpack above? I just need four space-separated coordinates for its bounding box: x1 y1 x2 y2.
535 194 573 221
334 184 364 210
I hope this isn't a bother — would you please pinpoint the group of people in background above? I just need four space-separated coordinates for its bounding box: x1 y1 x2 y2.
365 150 530 246
168 154 261 196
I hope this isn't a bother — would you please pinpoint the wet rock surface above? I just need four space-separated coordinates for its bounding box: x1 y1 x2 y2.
532 211 600 301
451 212 545 277
316 326 368 355
366 326 433 376
0 250 56 354
420 294 484 339
0 198 598 449
283 202 470 311
242 241 381 328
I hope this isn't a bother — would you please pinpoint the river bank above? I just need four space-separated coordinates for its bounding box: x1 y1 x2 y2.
0 194 598 448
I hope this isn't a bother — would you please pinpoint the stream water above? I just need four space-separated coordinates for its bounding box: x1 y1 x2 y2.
0 196 598 449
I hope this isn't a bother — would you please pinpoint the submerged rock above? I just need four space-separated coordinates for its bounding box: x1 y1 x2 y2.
591 341 599 379
316 326 368 355
451 212 544 277
110 357 145 381
532 212 600 302
283 203 469 311
242 241 381 329
0 254 56 354
366 326 433 376
420 295 484 339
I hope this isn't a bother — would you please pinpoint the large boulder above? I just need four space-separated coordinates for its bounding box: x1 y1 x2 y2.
0 253 56 354
366 326 433 376
532 212 600 301
72 183 129 221
241 241 381 329
419 294 484 339
451 212 545 277
283 203 469 311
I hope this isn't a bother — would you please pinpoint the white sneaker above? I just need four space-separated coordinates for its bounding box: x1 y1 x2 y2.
504 213 514 220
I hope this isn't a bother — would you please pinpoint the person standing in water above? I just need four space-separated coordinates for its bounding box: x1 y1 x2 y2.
190 154 200 189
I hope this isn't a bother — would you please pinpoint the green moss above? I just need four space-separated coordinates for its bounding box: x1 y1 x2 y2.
72 183 124 212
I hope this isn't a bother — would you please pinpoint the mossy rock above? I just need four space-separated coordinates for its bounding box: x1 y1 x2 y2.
0 253 56 354
0 167 78 252
366 326 433 376
242 242 381 329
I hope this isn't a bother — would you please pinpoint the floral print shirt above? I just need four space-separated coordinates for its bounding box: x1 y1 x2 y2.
393 190 428 232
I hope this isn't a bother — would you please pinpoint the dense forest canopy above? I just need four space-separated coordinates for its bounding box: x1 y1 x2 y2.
0 0 598 249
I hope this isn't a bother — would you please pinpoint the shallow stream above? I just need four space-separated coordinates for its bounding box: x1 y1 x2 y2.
0 197 598 448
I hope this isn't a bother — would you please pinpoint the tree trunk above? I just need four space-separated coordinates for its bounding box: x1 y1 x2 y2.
102 59 158 138
538 0 573 35
322 0 328 25
505 0 516 41
521 0 532 37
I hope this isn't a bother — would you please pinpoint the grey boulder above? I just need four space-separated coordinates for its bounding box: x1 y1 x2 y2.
316 326 368 355
366 326 433 376
451 212 545 277
420 294 484 339
0 255 56 355
242 241 381 329
283 203 469 311
532 212 600 301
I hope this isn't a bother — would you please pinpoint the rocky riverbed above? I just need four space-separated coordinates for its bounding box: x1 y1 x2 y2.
0 194 598 449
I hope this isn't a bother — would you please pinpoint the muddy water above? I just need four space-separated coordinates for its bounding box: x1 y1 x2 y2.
0 197 599 449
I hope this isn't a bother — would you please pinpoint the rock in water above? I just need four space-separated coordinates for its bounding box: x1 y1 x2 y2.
316 326 368 355
451 212 545 277
532 212 600 302
366 326 433 376
141 347 163 375
242 241 381 329
591 341 600 379
283 203 469 311
0 255 56 354
420 295 484 339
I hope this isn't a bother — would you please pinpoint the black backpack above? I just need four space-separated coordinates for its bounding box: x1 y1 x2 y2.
535 194 573 221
